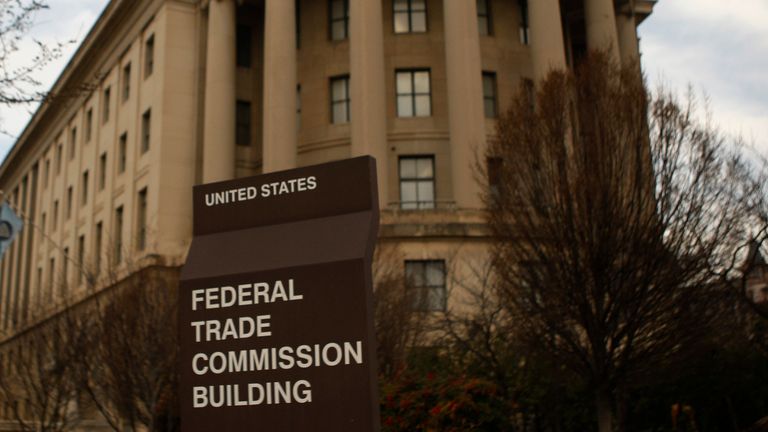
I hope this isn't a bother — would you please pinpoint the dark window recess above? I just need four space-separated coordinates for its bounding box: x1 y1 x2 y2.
236 100 252 146
399 156 435 210
236 25 252 67
405 260 447 311
393 0 427 33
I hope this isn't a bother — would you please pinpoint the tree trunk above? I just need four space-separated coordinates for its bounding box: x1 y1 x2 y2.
596 387 614 432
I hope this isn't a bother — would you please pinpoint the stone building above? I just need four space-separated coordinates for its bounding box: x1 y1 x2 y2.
0 1 655 421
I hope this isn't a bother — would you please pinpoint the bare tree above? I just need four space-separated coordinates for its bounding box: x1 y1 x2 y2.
0 300 91 432
79 263 179 432
484 52 766 432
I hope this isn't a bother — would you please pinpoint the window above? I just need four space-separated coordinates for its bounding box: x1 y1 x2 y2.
141 109 151 153
41 212 46 234
144 34 155 78
483 72 498 118
236 25 252 67
77 235 85 284
56 144 62 174
330 76 350 124
53 200 59 230
44 159 50 187
122 63 131 102
94 222 102 274
405 260 446 311
62 247 69 290
393 0 427 33
477 0 491 35
236 101 251 146
399 156 435 209
103 87 111 123
137 188 147 251
49 257 55 296
114 206 123 263
296 85 302 131
329 0 349 40
81 171 89 206
519 0 529 45
85 109 93 142
396 70 431 117
118 133 127 173
69 127 77 160
99 153 107 191
66 186 73 220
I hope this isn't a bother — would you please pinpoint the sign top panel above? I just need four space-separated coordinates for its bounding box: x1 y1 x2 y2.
192 156 377 236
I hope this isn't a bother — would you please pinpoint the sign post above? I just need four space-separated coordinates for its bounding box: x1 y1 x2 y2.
179 157 380 431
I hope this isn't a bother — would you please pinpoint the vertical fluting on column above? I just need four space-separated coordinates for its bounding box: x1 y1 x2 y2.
443 0 486 209
203 0 236 183
529 0 567 81
350 0 389 208
585 0 621 59
262 0 297 173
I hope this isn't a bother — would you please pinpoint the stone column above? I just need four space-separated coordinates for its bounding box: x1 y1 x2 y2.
203 0 236 183
350 0 388 208
616 9 640 65
262 0 297 172
443 0 486 209
529 0 567 81
585 0 621 59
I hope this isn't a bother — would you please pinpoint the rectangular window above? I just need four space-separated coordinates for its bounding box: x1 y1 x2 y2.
56 143 62 174
118 133 127 173
49 257 55 297
396 69 431 117
144 34 154 78
44 158 50 187
477 0 491 36
69 127 77 160
103 87 111 123
296 85 302 131
122 63 131 102
77 235 85 284
137 188 147 251
99 152 107 191
141 108 151 153
53 200 59 231
330 76 350 124
399 156 435 209
236 25 252 67
329 0 349 41
236 101 252 146
41 212 46 234
62 247 69 290
114 206 123 263
81 170 89 206
405 260 446 311
94 222 103 275
393 0 427 33
85 108 93 142
483 72 498 118
66 186 73 220
519 0 529 45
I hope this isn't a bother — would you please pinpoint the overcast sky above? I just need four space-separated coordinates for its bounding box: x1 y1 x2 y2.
0 0 766 163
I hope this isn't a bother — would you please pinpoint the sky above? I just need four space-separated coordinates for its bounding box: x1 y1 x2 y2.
0 0 766 163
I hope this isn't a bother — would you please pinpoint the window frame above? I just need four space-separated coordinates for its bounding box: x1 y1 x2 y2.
144 34 155 78
482 71 498 118
235 100 252 146
398 155 436 210
328 0 349 41
122 62 131 102
393 0 428 34
236 25 252 68
141 108 151 153
404 259 447 312
330 75 351 124
118 133 127 174
477 0 492 36
395 69 432 118
137 188 148 251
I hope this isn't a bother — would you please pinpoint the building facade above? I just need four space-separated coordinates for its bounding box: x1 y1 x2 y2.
0 0 655 340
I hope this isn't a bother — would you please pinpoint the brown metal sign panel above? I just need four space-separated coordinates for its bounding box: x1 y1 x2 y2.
179 157 380 431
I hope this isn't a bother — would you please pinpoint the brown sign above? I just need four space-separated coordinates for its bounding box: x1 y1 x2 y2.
179 157 380 431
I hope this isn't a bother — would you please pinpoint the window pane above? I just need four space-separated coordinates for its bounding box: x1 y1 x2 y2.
414 95 431 116
413 71 430 93
412 0 426 11
483 74 494 96
426 261 445 285
426 287 446 311
405 262 425 285
394 12 409 33
396 72 412 93
332 21 346 40
331 0 345 18
478 18 489 36
399 158 416 178
332 103 348 123
476 0 487 15
394 0 409 11
416 157 433 178
397 95 413 117
485 99 496 118
332 78 346 100
417 181 434 205
400 181 417 204
411 12 427 32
